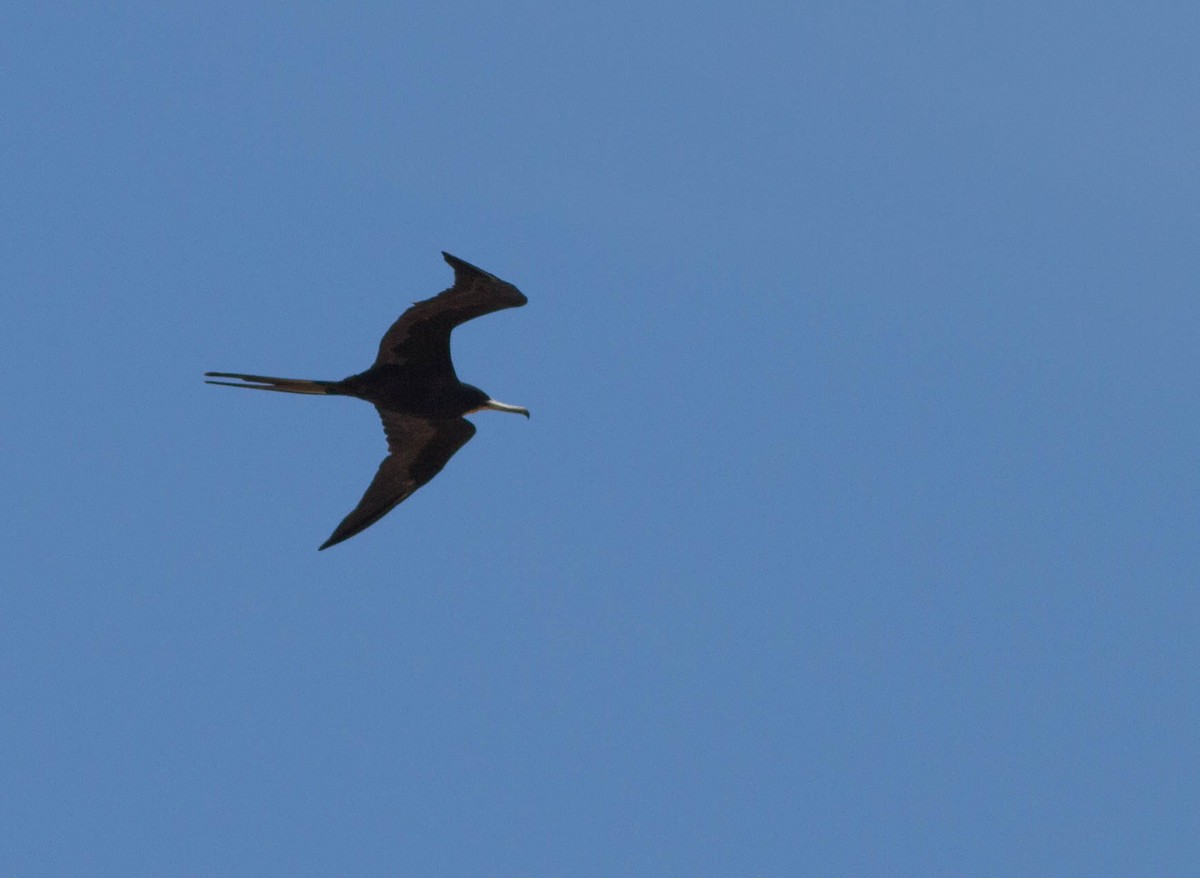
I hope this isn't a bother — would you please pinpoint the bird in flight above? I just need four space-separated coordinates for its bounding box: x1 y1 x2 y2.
206 251 529 550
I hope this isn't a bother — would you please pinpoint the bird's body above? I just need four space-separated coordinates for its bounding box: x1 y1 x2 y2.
206 251 529 550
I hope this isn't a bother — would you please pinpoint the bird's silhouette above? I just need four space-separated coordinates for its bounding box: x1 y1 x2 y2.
206 252 529 550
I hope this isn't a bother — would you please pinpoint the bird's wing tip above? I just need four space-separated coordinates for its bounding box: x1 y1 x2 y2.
441 251 492 279
441 251 526 305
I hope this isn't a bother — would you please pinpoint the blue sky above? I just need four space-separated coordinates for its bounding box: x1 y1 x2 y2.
3 2 1197 875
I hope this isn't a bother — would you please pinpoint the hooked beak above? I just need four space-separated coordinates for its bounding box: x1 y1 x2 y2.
482 399 530 418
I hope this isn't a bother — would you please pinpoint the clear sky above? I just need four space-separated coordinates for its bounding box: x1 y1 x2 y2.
3 2 1196 875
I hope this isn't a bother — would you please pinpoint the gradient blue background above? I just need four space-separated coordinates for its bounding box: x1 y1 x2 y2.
3 2 1197 875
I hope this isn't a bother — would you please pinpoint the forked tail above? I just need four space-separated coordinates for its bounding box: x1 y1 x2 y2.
204 372 338 395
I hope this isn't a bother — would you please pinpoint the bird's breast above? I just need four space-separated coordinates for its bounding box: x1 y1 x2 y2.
340 366 472 418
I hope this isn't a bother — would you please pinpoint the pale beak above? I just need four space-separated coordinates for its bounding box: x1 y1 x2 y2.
482 399 530 418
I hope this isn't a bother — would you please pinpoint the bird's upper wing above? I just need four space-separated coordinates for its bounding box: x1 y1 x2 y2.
373 252 528 369
318 411 477 550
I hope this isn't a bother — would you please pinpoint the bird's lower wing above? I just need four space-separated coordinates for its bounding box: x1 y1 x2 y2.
318 415 476 550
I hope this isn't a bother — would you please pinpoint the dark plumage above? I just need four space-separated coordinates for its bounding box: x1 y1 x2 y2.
206 252 529 550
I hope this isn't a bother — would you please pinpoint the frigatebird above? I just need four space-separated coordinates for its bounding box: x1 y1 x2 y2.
206 251 529 550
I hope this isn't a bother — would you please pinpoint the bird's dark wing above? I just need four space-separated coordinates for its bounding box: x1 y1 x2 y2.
373 252 528 369
318 411 477 550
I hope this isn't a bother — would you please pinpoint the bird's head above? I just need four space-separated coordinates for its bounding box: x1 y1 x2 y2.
461 383 530 418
